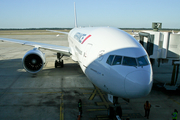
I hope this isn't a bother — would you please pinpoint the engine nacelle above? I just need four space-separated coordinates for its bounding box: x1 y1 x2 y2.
22 48 45 74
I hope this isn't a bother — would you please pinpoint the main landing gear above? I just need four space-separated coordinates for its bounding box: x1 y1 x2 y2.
55 53 64 68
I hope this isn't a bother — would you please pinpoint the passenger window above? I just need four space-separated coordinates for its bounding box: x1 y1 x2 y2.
137 56 148 66
112 56 122 65
106 55 114 65
123 57 137 66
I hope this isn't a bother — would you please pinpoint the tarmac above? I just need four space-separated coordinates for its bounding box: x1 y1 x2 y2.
0 32 180 120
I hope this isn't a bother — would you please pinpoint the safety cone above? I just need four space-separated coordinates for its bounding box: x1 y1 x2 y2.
77 112 81 120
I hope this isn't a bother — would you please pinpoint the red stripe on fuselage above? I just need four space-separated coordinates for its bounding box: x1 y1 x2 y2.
81 35 91 44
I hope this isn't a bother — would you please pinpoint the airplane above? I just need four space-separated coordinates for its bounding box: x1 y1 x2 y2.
131 30 139 37
0 3 153 100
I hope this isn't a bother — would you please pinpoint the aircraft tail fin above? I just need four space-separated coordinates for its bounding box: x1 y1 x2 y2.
74 2 78 28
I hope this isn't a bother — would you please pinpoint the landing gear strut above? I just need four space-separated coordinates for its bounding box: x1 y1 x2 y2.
108 96 122 119
55 53 64 68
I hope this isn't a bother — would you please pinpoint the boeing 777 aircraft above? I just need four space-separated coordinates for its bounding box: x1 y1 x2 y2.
0 4 153 99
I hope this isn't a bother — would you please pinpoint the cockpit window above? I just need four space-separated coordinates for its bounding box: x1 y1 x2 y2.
123 57 137 66
145 55 151 64
107 55 149 67
112 56 122 65
106 55 114 65
137 56 149 66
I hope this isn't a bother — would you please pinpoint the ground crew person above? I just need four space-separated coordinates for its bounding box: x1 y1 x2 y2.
144 101 151 119
172 109 178 120
78 99 82 117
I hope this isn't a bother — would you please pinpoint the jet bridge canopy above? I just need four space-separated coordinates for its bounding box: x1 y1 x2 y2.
139 32 154 56
139 30 180 66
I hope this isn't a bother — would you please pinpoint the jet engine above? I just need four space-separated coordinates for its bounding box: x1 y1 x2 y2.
22 48 45 74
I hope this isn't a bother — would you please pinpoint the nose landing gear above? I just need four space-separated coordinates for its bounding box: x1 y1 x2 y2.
55 53 64 68
108 95 122 119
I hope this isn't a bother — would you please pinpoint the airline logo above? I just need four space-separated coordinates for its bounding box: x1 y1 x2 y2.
74 32 91 44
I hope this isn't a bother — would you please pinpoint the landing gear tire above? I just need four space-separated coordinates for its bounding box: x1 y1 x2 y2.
55 60 64 68
55 60 58 68
54 52 64 68
60 60 64 68
108 107 114 119
116 106 122 118
108 106 122 119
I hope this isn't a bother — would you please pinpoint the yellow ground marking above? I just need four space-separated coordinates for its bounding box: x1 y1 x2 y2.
95 86 109 108
97 113 143 119
85 85 110 108
97 118 109 120
83 92 105 95
60 94 64 120
83 103 95 106
96 115 108 118
79 88 94 90
96 115 109 120
87 108 107 112
171 99 180 105
83 92 94 94
96 102 113 106
0 91 62 94
89 89 97 100
60 103 64 120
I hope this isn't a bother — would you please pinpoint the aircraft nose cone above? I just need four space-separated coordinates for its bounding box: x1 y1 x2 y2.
125 70 153 98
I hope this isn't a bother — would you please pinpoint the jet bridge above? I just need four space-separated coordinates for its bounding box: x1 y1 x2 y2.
139 30 180 66
138 23 180 90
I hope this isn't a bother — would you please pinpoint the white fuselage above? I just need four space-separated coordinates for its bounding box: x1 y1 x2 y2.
68 27 153 99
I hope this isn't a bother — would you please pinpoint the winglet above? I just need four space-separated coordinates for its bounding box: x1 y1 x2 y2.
74 2 78 28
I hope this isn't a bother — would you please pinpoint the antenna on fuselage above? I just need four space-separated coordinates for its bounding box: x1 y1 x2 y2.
74 2 78 28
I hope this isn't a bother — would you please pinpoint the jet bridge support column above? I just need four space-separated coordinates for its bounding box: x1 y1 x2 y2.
164 60 180 90
171 61 179 85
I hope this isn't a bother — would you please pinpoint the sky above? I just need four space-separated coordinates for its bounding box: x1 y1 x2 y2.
0 0 180 29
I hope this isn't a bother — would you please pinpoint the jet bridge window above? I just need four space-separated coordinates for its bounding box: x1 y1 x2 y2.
123 57 137 66
137 56 149 66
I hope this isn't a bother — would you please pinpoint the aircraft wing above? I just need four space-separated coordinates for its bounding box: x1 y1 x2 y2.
0 37 71 56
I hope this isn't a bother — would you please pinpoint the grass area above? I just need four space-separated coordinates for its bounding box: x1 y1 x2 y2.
0 30 70 35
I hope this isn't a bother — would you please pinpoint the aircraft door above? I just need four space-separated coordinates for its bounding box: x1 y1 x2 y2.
83 43 93 67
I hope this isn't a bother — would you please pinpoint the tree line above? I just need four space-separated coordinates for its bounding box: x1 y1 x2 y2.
0 28 179 31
